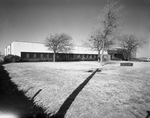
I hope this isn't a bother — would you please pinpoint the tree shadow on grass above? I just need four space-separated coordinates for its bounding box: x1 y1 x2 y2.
0 64 49 118
50 69 99 118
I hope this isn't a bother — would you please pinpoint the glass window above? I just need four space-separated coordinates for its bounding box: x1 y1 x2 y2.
26 53 29 58
49 53 53 58
33 54 36 58
43 53 47 58
21 52 26 58
41 54 43 58
47 54 49 58
37 53 40 58
30 53 34 58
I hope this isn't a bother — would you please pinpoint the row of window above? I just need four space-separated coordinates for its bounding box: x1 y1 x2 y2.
26 53 53 59
21 53 53 59
76 54 97 59
21 52 98 59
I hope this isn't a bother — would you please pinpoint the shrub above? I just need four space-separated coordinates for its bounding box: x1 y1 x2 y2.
4 55 22 63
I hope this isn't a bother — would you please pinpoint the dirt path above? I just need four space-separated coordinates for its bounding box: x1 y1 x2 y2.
0 64 49 118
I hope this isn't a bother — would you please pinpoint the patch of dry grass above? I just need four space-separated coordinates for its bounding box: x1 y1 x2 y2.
4 61 150 118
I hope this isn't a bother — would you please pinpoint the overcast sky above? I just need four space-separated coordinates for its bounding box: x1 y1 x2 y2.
0 0 150 57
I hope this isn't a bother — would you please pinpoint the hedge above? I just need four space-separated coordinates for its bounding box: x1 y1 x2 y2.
4 55 22 63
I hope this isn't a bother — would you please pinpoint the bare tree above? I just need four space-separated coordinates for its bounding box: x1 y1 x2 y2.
88 0 125 66
118 34 146 61
87 29 114 62
44 33 73 62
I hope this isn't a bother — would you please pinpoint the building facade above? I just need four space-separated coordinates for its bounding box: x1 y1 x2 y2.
5 41 110 61
5 41 136 61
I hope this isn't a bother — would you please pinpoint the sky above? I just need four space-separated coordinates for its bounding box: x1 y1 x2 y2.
0 0 150 57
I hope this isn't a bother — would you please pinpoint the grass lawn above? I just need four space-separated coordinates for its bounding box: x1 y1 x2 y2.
4 61 150 118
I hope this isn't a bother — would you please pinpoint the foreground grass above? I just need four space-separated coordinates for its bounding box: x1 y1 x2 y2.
4 61 150 118
0 65 48 118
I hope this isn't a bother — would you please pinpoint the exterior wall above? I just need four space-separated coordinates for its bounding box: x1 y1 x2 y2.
72 46 101 54
12 41 53 56
72 47 108 55
4 41 110 62
11 42 14 55
108 48 137 60
5 48 7 56
5 41 137 61
20 52 99 62
21 52 54 61
5 44 12 56
6 41 107 56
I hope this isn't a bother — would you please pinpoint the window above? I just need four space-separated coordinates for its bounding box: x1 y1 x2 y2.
43 53 47 58
26 53 29 58
70 54 73 58
21 52 26 58
49 54 53 58
47 54 49 58
33 54 36 58
29 53 34 58
56 54 59 58
41 54 43 58
37 53 40 58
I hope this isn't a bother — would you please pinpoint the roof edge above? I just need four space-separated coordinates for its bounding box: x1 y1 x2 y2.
13 41 44 44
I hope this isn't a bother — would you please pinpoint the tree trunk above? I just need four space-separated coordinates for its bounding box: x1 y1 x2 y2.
98 50 100 62
100 48 104 66
122 50 128 61
53 52 56 62
128 53 131 61
100 39 104 66
126 50 131 61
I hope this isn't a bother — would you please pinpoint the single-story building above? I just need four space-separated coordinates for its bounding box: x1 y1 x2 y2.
108 48 136 60
5 41 136 61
